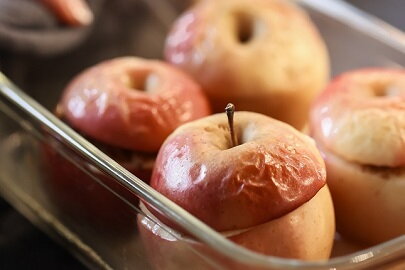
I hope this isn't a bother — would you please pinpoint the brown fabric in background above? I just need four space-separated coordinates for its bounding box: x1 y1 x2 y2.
0 0 182 109
0 0 100 56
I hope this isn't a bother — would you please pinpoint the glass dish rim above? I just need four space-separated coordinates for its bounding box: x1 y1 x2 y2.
1 71 404 270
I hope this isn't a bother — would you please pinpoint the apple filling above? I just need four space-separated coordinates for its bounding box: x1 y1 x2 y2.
57 116 156 181
90 137 156 174
317 136 405 179
319 139 405 177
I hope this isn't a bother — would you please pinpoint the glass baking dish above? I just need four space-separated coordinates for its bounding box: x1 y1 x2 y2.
0 0 404 269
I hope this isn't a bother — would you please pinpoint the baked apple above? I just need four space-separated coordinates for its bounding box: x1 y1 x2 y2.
139 108 335 266
43 57 211 233
165 0 329 130
59 56 211 154
310 68 405 245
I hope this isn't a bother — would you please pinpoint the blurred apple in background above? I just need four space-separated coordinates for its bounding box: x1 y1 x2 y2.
59 57 211 154
165 0 329 130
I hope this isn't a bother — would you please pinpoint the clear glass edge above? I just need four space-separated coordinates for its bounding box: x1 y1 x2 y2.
298 0 405 55
0 71 404 269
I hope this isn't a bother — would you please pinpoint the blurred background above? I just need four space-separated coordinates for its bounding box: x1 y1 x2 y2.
350 0 404 30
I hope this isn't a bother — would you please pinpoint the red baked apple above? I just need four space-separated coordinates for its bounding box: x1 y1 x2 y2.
310 68 405 245
59 56 211 153
139 108 335 267
165 0 329 130
43 57 211 234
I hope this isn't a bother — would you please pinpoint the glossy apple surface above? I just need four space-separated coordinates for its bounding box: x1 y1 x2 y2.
44 57 211 234
59 56 211 153
165 0 329 129
310 68 405 244
144 112 334 259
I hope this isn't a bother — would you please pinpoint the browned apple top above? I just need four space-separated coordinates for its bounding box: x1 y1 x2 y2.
150 112 326 231
165 0 328 99
164 0 329 130
310 68 405 167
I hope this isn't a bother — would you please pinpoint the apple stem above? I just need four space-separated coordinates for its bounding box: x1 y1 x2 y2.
225 103 238 147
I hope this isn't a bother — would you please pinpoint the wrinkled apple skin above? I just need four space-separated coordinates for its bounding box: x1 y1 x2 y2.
143 112 334 260
150 112 326 232
59 57 211 153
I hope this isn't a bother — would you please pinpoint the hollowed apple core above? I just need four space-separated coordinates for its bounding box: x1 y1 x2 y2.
233 11 259 44
235 13 253 43
126 70 160 94
372 83 403 97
